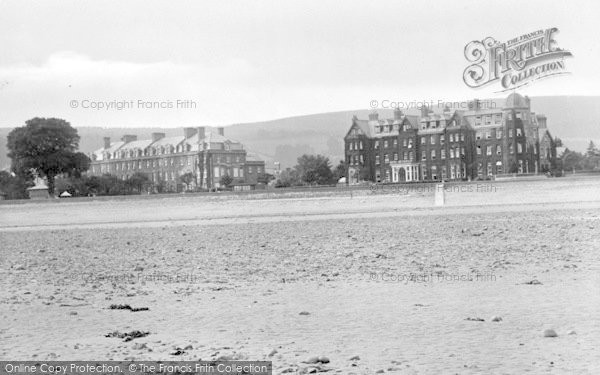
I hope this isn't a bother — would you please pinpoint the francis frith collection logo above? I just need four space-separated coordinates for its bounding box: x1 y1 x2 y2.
463 27 572 92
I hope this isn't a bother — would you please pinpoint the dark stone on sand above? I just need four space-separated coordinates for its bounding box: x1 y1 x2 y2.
543 329 558 337
299 311 310 316
109 304 149 312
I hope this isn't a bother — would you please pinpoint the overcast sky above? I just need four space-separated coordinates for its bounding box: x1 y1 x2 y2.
0 0 598 128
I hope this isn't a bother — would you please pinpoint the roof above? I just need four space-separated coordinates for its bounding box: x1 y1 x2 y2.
349 114 420 138
151 136 186 148
92 141 125 160
119 139 154 151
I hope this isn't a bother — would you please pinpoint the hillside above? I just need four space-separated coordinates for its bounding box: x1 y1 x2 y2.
1 96 598 170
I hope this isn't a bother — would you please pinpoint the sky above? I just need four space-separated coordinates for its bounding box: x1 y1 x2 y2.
0 0 598 128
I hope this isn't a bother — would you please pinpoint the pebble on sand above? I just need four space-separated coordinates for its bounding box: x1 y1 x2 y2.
491 316 503 322
567 330 577 335
543 329 558 338
349 355 360 361
299 311 310 316
14 264 26 271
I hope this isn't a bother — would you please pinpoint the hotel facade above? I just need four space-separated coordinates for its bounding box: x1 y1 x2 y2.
344 93 558 184
89 126 265 191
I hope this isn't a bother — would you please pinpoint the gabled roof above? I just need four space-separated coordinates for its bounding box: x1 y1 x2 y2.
92 141 125 161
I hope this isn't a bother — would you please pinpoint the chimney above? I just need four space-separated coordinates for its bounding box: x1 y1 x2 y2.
121 134 137 143
103 137 111 149
183 127 197 139
420 105 429 118
393 108 403 120
197 126 205 141
151 132 165 142
469 98 481 111
368 112 379 121
217 127 224 136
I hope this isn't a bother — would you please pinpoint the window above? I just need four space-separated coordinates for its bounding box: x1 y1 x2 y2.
449 134 454 143
477 146 482 155
431 150 436 160
497 163 503 174
441 166 447 180
375 141 380 149
440 135 445 145
431 135 436 145
375 155 380 164
476 131 482 140
461 134 465 142
475 116 482 126
393 139 398 147
517 143 523 153
403 139 407 147
393 152 398 161
403 151 407 160
384 140 389 148
485 131 491 139
384 154 389 163
408 139 413 148
487 163 493 176
421 137 426 145
375 126 381 134
450 149 455 159
349 143 353 150
509 144 514 154
421 151 426 161
509 129 513 138
409 151 414 160
441 149 446 159
359 141 363 150
496 145 502 155
494 114 502 123
487 146 492 156
485 116 491 125
516 128 522 137
496 129 502 139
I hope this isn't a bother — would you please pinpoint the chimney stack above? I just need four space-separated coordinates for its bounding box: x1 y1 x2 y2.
393 108 403 120
121 134 137 143
103 137 111 149
420 105 430 118
183 127 197 139
151 132 165 142
217 127 224 136
197 127 205 141
368 112 379 121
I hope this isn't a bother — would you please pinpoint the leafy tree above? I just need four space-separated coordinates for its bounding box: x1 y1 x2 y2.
0 171 29 199
127 172 150 193
294 154 334 185
275 168 301 188
219 174 233 188
180 172 195 191
332 160 347 181
7 118 86 194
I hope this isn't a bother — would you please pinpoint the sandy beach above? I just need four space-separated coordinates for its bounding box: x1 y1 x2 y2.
1 176 600 374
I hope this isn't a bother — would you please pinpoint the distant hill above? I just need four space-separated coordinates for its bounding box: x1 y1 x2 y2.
1 96 599 171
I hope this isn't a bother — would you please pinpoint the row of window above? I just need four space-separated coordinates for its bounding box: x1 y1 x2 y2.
420 148 465 161
374 123 412 134
96 156 195 174
475 128 522 140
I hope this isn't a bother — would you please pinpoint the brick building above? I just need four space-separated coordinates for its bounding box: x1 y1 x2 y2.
89 127 265 191
344 93 558 183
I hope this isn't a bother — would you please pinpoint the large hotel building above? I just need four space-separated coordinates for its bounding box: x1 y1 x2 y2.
344 93 557 184
89 126 265 191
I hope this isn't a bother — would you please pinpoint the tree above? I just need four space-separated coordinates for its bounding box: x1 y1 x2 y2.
275 168 301 188
7 118 86 194
127 172 150 194
332 160 347 181
179 172 195 191
0 171 29 199
586 141 599 157
219 174 233 188
294 154 334 185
